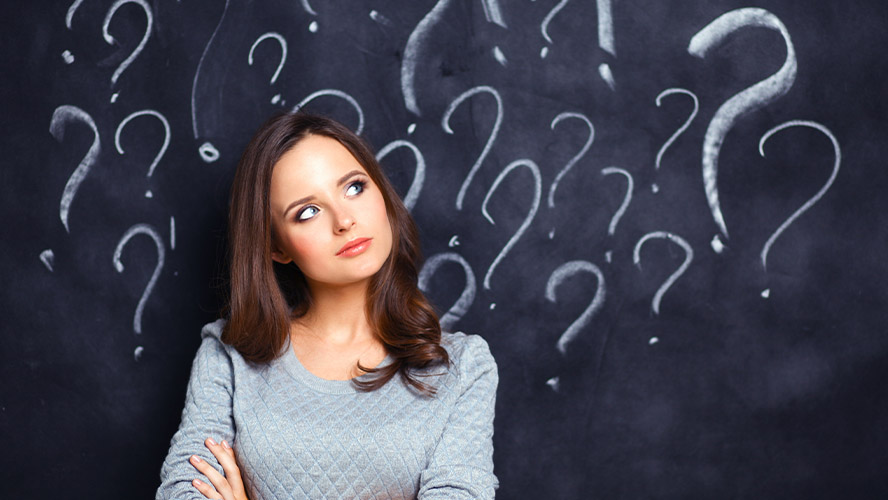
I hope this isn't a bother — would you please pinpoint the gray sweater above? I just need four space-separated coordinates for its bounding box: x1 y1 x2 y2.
156 320 498 499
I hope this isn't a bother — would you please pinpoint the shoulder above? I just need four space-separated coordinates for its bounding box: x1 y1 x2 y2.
439 331 497 382
441 331 494 361
201 318 227 341
194 318 239 367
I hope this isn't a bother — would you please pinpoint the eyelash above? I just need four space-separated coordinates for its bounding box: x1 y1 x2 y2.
295 179 367 222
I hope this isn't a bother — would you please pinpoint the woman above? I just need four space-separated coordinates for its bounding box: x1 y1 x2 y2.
156 112 499 499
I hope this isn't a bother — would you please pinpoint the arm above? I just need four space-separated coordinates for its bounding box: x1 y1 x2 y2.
418 335 499 499
156 322 237 500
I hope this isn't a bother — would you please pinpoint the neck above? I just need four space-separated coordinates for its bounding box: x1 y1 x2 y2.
295 279 375 346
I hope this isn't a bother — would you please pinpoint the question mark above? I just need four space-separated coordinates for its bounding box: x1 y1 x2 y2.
545 260 606 355
66 0 84 28
653 88 698 193
248 32 288 105
539 0 570 59
596 0 616 89
688 7 797 242
293 89 365 135
633 231 694 315
547 112 594 209
300 0 320 32
442 85 504 210
113 223 165 339
115 110 171 198
402 0 454 115
757 120 841 272
418 252 477 331
377 140 426 212
49 105 101 233
481 159 542 290
190 0 230 163
103 0 153 86
480 0 507 27
599 166 633 263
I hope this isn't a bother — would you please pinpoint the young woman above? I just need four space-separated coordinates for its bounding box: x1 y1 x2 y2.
155 113 498 499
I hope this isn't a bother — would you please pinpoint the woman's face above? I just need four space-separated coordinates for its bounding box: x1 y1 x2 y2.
268 134 393 290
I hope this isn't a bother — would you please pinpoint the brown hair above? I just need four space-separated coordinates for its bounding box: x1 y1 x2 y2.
222 112 448 395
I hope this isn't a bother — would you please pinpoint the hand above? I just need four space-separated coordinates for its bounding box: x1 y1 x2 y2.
189 438 249 500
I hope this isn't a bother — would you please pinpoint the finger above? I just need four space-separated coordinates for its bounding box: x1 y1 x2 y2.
190 454 230 499
204 438 244 495
192 477 222 500
221 439 236 458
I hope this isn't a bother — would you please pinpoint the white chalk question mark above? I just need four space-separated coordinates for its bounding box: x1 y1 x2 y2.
481 159 542 290
115 109 170 198
66 0 84 28
300 0 320 32
248 32 288 105
545 260 606 355
599 166 633 263
418 252 477 331
293 89 365 135
596 0 616 89
190 0 230 163
547 112 594 210
49 105 101 234
688 7 797 243
442 86 504 210
757 120 841 272
402 0 453 115
653 88 698 193
539 0 570 59
633 231 694 315
103 0 153 86
377 140 426 212
113 223 166 339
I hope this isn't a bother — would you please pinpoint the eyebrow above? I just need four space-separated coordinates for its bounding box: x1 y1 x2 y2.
282 170 365 217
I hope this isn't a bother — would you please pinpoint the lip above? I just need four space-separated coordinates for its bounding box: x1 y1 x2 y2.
336 237 372 257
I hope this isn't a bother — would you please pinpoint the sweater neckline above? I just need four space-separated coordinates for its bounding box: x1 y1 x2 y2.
279 339 394 395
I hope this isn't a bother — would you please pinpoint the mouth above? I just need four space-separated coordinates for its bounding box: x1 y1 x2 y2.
336 237 372 257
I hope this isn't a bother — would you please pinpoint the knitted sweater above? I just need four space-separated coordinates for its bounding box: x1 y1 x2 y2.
156 319 498 499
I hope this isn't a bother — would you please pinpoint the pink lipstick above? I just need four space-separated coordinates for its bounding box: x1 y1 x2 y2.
337 237 372 257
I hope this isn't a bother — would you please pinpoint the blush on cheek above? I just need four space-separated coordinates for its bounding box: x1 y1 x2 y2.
290 239 316 264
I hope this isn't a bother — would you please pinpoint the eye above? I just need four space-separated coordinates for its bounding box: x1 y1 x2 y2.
345 180 366 197
297 205 320 221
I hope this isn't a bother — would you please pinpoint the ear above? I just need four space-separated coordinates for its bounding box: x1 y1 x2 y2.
270 242 293 265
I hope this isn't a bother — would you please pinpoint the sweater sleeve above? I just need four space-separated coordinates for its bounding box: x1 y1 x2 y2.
418 334 499 499
156 320 237 500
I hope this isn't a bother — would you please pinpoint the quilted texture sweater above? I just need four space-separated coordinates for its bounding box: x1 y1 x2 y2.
156 319 498 499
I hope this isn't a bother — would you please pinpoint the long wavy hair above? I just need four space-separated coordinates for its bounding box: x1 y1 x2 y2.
222 112 448 395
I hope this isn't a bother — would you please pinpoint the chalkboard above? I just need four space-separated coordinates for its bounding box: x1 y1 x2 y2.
3 0 888 497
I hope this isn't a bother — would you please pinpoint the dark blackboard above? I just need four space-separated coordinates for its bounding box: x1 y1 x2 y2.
3 0 888 497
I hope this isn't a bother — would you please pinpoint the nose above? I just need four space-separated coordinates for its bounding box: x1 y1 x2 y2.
333 207 355 233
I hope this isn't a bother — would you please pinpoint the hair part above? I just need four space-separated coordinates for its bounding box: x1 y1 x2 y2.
222 112 448 395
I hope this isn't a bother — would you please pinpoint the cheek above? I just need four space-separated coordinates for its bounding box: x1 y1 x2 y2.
286 234 322 266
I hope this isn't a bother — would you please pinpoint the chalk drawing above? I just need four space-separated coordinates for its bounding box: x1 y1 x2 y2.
441 85 504 210
376 140 426 212
757 120 841 271
419 252 477 331
102 0 153 85
115 110 171 181
689 8 797 239
481 159 542 289
49 105 101 233
248 32 287 84
545 260 606 355
633 231 694 315
600 167 633 236
113 223 166 335
293 89 365 135
548 112 594 209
